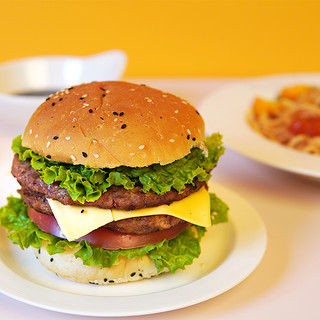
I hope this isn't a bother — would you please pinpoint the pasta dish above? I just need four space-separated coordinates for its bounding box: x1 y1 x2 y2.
247 85 320 155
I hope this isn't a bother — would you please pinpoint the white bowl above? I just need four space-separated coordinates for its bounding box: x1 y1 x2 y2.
0 50 127 128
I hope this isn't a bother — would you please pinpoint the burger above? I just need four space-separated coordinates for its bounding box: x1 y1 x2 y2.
0 81 228 284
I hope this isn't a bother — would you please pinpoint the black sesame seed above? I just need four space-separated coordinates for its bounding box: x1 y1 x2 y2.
196 110 200 115
121 124 127 129
89 109 93 113
99 87 105 91
100 117 104 120
187 135 190 140
79 97 84 100
119 112 124 116
38 248 41 254
140 84 146 86
104 278 108 282
68 87 74 90
82 152 88 158
53 136 59 140
59 98 63 101
109 280 115 283
46 97 50 101
113 111 118 116
50 258 54 262
46 155 52 159
192 137 196 141
52 102 56 106
102 93 106 97
81 209 84 213
130 272 136 277
139 273 143 277
72 125 75 128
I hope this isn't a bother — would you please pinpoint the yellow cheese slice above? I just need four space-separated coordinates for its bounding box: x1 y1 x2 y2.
112 187 211 227
47 199 113 241
47 187 211 242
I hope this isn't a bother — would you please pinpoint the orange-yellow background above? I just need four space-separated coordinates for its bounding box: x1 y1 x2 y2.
1 0 320 77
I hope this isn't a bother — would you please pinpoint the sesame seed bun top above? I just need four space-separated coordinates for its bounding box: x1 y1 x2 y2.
22 81 206 168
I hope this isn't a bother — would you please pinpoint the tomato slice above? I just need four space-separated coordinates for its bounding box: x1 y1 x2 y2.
28 207 190 250
288 116 320 137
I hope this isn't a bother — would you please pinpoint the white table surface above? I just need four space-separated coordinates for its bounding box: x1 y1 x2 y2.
0 78 319 319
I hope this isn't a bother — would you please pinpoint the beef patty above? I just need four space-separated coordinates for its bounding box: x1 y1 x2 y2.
12 154 207 234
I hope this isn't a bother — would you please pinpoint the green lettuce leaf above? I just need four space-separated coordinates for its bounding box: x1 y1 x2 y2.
0 192 228 273
12 134 225 203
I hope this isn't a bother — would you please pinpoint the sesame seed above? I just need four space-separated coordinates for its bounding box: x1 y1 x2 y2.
119 112 124 116
59 98 63 101
99 87 105 91
187 129 191 134
70 155 76 161
130 152 135 156
46 97 50 101
82 94 88 98
169 139 175 143
129 88 135 91
187 135 190 140
175 110 179 113
113 111 118 115
139 145 145 150
114 118 118 122
182 100 187 104
79 97 84 100
130 272 136 277
81 209 85 213
92 139 97 143
106 90 110 94
46 141 50 148
46 155 51 159
192 137 196 141
93 154 99 158
53 136 59 140
50 258 54 262
83 103 89 107
29 129 32 134
102 94 106 97
100 117 104 120
162 94 167 97
65 136 70 140
82 152 88 158
35 134 38 138
51 102 55 106
121 124 127 129
89 109 93 113
72 118 77 122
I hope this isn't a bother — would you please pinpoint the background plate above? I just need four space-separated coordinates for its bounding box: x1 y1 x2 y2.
199 74 320 180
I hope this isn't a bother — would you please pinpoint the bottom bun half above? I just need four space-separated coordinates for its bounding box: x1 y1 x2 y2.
33 242 168 284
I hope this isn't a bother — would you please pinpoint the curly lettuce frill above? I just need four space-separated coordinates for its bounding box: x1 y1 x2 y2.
0 195 228 273
12 134 225 204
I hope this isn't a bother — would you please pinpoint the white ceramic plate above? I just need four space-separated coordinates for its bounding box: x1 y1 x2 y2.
199 74 320 180
0 183 266 317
